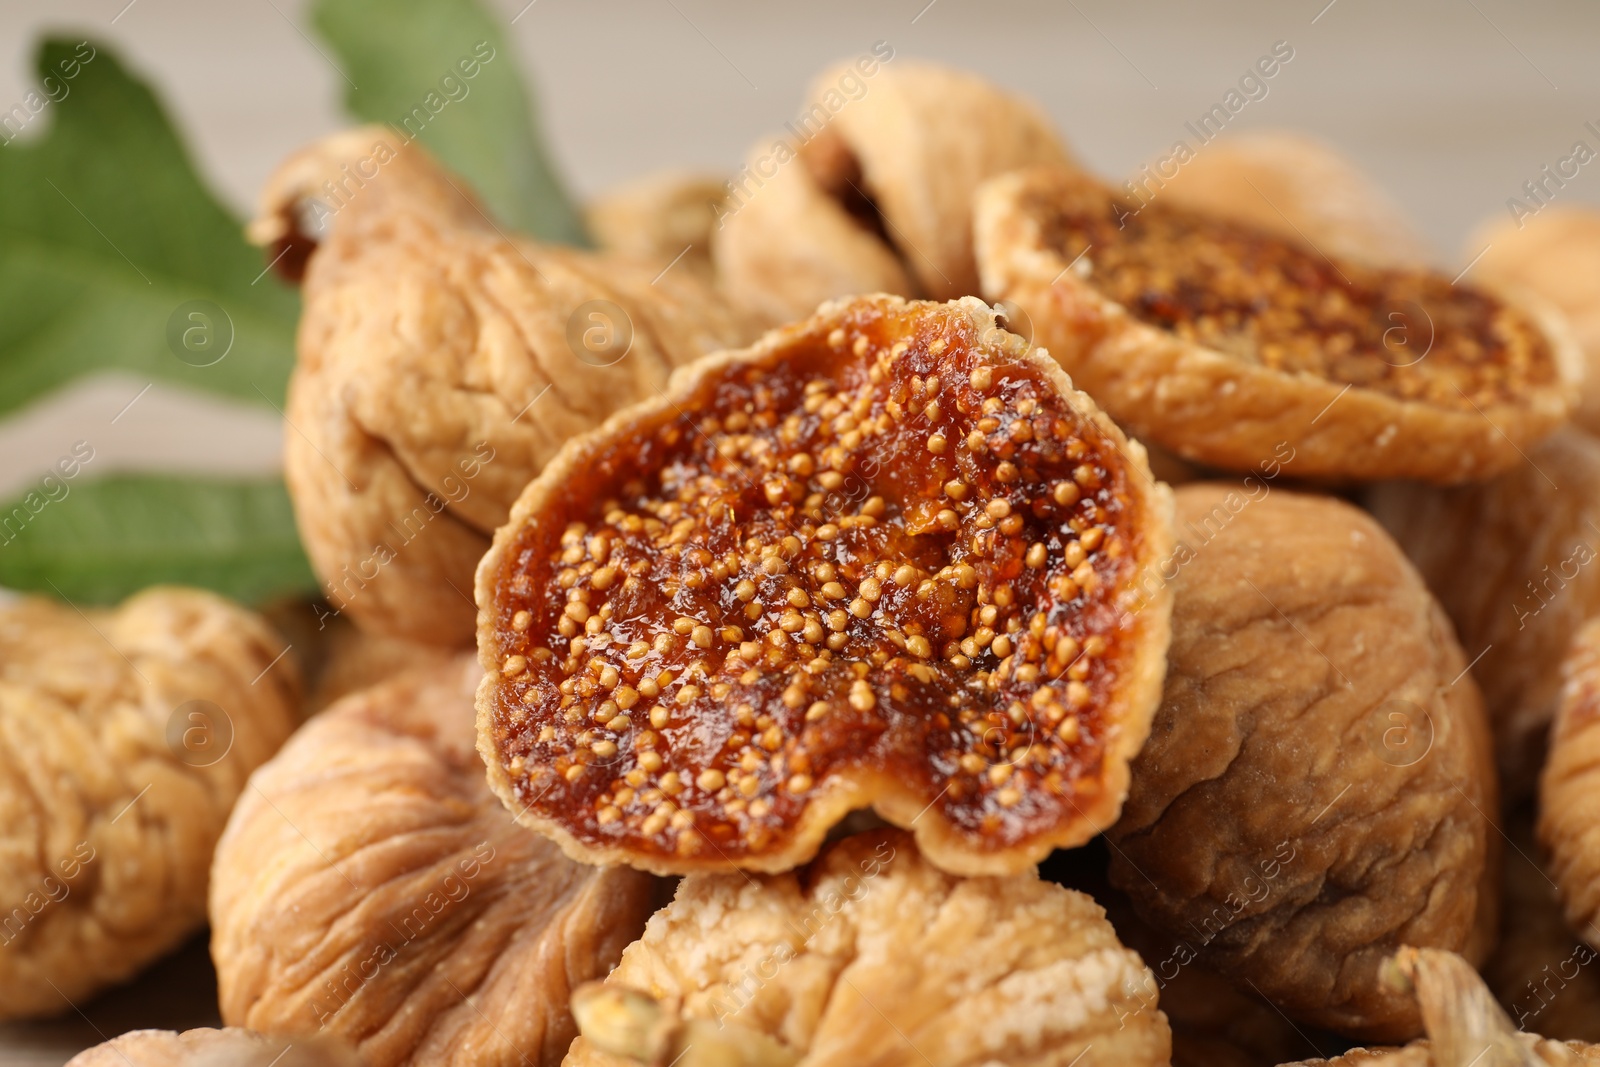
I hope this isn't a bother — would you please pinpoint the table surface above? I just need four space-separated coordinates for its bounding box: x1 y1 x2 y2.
1 0 1597 1059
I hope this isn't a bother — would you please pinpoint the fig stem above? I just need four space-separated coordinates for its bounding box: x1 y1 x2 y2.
1391 947 1540 1067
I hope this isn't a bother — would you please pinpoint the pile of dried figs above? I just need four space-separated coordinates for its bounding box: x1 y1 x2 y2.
14 58 1600 1067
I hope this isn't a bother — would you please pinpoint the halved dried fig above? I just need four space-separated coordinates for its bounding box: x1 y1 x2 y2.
65 1028 358 1067
1280 948 1600 1066
250 128 759 647
476 294 1175 876
713 60 1075 324
1540 618 1600 963
210 656 659 1066
973 166 1580 483
0 589 298 1020
1108 485 1498 1042
1368 426 1600 796
1155 131 1434 269
562 828 1173 1067
1469 206 1600 435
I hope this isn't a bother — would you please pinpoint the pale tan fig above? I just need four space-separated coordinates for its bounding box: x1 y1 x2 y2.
1154 130 1435 268
475 295 1175 877
1109 485 1498 1042
249 128 759 647
1280 948 1600 1065
0 589 299 1020
210 655 659 1067
65 1028 358 1067
974 165 1581 484
1468 207 1600 435
562 829 1172 1067
586 170 726 277
713 57 1074 323
1369 426 1600 795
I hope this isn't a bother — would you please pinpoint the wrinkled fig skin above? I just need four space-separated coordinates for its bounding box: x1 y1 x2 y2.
1369 426 1600 798
1541 619 1600 968
563 829 1173 1067
1109 486 1498 1042
254 128 758 646
0 589 299 1020
585 171 725 277
66 1028 359 1067
1486 808 1600 1044
1280 948 1600 1066
210 657 659 1067
713 59 1075 325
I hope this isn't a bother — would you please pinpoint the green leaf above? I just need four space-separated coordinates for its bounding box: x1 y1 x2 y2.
0 473 317 606
0 38 300 419
312 0 590 245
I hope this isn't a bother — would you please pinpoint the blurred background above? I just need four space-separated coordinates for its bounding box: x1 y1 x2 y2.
0 0 1597 1060
0 0 1597 500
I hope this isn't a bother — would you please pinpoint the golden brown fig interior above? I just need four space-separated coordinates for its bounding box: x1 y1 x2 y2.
478 296 1172 875
1026 173 1558 411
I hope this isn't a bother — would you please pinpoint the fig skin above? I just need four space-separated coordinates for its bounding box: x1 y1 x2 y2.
209 656 659 1067
1468 206 1600 435
1280 948 1600 1066
1369 426 1600 797
1540 618 1600 972
251 128 758 647
65 1028 358 1067
563 829 1173 1067
1108 485 1498 1043
713 59 1075 325
0 588 299 1020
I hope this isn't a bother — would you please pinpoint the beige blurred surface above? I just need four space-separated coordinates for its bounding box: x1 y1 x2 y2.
1 0 1598 1061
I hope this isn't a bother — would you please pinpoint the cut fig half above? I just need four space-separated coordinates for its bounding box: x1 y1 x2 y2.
476 295 1175 876
974 167 1581 484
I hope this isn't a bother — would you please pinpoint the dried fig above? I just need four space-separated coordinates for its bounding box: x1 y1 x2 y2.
1540 618 1600 963
1108 484 1498 1042
1154 131 1434 269
209 655 659 1066
249 128 759 647
713 59 1074 323
586 171 725 277
973 166 1580 483
1368 426 1600 794
66 1028 358 1067
475 294 1175 876
1280 948 1600 1066
1486 807 1600 1043
0 589 298 1020
562 828 1173 1067
1468 206 1600 434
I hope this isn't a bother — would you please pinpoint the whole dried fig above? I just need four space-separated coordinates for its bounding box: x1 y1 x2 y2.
66 1028 358 1067
475 294 1175 876
1468 206 1600 434
0 589 298 1020
973 166 1581 483
562 828 1173 1067
1540 618 1600 962
713 59 1074 324
1108 484 1498 1041
585 171 725 277
210 655 658 1067
1368 426 1600 795
1486 808 1600 1043
1154 130 1434 269
249 128 759 646
1280 948 1600 1066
